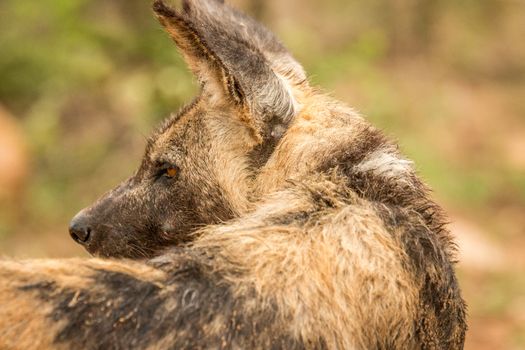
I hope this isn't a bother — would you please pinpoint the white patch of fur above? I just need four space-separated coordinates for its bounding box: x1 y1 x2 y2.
356 149 413 179
275 71 302 120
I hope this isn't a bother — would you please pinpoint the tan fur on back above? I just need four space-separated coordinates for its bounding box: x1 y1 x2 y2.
195 178 420 349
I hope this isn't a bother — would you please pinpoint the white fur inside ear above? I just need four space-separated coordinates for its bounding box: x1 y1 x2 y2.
199 66 229 107
356 149 414 179
275 72 302 120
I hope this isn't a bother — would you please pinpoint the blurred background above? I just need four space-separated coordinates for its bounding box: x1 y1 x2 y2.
0 0 524 348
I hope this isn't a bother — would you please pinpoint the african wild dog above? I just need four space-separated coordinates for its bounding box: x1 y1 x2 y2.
0 0 467 349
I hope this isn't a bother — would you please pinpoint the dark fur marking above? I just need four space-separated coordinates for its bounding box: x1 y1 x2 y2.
319 125 388 173
18 281 57 293
249 115 290 168
22 257 308 349
374 204 467 349
269 210 312 226
53 270 167 349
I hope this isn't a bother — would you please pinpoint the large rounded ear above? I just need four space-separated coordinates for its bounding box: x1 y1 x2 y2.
153 0 304 143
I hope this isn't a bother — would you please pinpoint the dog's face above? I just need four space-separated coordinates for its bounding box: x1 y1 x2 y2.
70 101 237 258
69 0 303 259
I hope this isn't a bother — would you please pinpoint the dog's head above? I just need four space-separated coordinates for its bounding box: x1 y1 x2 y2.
69 0 305 259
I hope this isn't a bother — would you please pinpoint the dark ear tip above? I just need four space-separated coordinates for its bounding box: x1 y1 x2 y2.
153 0 177 18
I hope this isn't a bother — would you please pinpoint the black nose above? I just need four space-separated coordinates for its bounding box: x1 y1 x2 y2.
69 213 93 245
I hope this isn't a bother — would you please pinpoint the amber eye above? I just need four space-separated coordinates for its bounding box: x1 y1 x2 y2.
157 165 179 180
165 167 178 178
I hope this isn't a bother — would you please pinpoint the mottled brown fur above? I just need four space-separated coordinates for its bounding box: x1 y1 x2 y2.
0 0 466 349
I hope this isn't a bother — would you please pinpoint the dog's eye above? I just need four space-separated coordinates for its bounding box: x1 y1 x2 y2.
157 165 179 180
165 167 178 178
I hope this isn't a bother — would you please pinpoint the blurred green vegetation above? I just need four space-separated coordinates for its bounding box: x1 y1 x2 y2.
0 0 197 236
0 1 524 348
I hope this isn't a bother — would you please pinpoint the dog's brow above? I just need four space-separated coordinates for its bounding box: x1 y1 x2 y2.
145 97 201 158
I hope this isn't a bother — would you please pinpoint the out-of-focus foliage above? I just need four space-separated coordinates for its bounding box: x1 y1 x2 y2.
0 0 196 236
0 0 524 349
